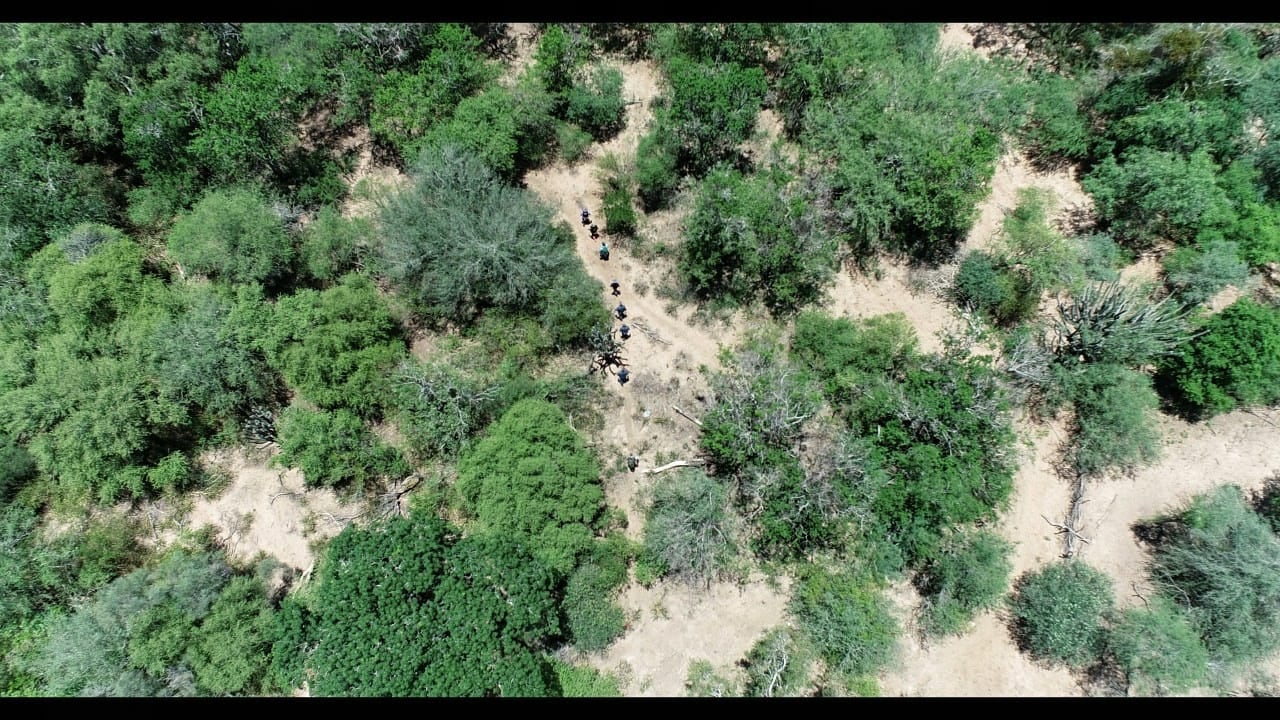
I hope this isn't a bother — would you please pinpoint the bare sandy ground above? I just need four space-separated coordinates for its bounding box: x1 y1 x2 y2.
167 447 365 573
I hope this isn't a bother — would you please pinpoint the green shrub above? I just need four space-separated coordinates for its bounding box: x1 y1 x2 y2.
641 469 739 586
790 565 899 682
699 341 822 475
634 120 681 212
851 356 1018 564
556 122 593 163
790 311 918 400
1161 240 1248 306
455 398 604 576
742 626 813 697
261 273 406 418
1156 297 1280 419
1056 362 1161 478
680 165 837 315
1230 200 1280 267
1084 148 1236 250
298 207 370 283
599 166 638 237
1108 596 1208 696
1009 560 1115 669
166 186 294 286
539 268 608 349
564 562 627 652
952 251 1035 325
915 528 1014 638
550 658 622 697
685 658 741 697
274 406 410 489
1019 69 1092 162
1251 473 1280 534
0 439 37 507
1076 233 1132 282
662 56 767 178
188 576 275 695
1147 484 1280 664
564 64 627 141
389 359 499 461
377 144 582 325
305 516 561 697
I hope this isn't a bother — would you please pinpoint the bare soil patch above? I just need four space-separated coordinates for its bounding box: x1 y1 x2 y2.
170 448 366 573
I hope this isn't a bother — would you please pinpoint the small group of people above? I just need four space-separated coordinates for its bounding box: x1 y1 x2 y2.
586 208 641 475
584 209 606 258
584 207 633 386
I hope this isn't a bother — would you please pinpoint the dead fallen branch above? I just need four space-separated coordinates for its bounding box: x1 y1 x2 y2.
1244 408 1279 428
269 491 300 505
1043 512 1092 554
643 459 707 475
630 318 671 345
671 404 703 427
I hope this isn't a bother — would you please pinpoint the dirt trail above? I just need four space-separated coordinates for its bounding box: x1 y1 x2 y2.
514 32 784 696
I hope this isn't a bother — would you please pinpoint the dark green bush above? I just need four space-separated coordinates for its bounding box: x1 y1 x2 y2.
166 186 294 286
1055 362 1162 478
915 528 1014 638
564 64 627 142
634 120 681 212
1009 559 1115 669
564 562 627 652
275 405 410 489
1156 297 1280 419
456 398 604 576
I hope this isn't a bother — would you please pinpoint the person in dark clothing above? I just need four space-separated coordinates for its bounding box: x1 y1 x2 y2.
619 323 631 340
599 242 609 261
617 367 630 385
590 224 599 239
610 279 620 296
581 209 591 225
615 303 626 320
626 455 639 473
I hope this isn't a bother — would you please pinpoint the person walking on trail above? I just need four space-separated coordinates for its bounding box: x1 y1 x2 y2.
581 208 591 226
626 454 639 473
619 323 631 340
615 302 626 320
617 367 630 386
599 242 609 261
590 224 600 239
610 279 620 296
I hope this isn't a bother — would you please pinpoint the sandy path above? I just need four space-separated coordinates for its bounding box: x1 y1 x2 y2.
514 34 787 696
170 448 365 573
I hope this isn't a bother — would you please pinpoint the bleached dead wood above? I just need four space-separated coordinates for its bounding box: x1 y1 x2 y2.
643 459 707 475
671 404 703 427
